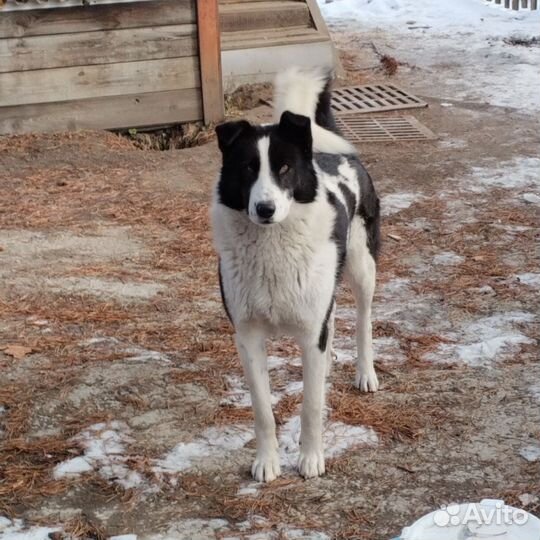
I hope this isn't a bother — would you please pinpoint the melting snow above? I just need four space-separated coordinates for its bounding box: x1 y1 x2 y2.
82 336 170 363
319 0 540 37
236 483 261 496
432 251 465 266
516 273 540 288
279 415 377 468
0 517 60 540
221 375 255 408
381 192 422 216
334 335 406 365
428 311 535 366
144 519 229 540
530 383 540 403
519 445 540 463
523 192 540 205
221 375 303 408
53 421 143 489
153 425 253 474
466 157 540 191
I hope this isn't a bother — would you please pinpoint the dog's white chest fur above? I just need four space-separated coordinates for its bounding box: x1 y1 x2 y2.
213 200 337 331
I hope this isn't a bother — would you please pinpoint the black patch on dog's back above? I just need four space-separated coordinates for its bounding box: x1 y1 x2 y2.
326 190 349 279
346 155 381 260
338 182 357 218
314 152 342 176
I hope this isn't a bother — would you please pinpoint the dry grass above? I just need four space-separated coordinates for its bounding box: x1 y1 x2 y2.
225 82 272 116
121 122 216 151
328 381 447 441
0 436 76 512
380 55 399 76
62 514 107 540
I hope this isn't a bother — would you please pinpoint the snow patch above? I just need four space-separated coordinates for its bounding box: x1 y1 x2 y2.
144 519 229 540
519 445 540 463
279 416 377 468
279 530 330 540
153 425 253 474
53 421 143 489
381 193 422 216
516 273 540 288
522 192 540 205
221 375 303 409
467 157 540 190
319 0 540 37
82 336 170 363
0 517 60 540
530 383 540 403
334 335 405 365
220 375 254 408
428 311 535 366
432 251 465 266
236 482 261 496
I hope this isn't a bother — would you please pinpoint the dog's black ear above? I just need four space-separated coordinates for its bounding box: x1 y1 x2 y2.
215 120 252 153
277 111 313 158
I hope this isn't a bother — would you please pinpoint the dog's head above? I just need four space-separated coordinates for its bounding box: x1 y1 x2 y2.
215 112 317 225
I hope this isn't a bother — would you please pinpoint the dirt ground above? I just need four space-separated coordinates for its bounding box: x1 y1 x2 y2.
1 22 539 540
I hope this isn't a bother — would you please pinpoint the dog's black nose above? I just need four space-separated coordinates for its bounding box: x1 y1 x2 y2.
256 201 276 220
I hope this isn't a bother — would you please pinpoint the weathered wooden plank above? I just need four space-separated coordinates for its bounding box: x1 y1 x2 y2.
0 88 202 134
0 25 197 73
222 40 334 91
197 0 224 124
305 0 329 36
0 0 195 38
219 1 311 32
0 56 200 107
222 25 328 51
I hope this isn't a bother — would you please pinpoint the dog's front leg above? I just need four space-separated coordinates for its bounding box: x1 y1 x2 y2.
298 340 327 478
235 325 280 482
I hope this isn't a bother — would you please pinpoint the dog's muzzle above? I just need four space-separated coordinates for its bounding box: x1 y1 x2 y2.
255 201 276 222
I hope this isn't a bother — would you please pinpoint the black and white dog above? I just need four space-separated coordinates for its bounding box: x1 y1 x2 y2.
212 68 380 481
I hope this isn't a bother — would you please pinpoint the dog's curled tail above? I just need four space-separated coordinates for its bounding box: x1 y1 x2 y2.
273 67 355 155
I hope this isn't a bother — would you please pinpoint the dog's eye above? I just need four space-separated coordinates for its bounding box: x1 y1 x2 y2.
246 161 257 174
279 164 291 176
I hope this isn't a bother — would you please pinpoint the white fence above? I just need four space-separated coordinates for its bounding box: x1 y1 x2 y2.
485 0 538 10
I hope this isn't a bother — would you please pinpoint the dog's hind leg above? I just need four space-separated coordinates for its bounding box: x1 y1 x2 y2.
344 217 379 392
235 324 281 482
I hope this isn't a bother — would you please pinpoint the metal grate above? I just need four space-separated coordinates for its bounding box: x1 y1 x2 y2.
331 84 427 115
335 115 435 143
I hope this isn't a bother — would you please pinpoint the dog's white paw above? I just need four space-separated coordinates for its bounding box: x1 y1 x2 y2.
355 369 379 392
298 449 325 479
252 451 281 483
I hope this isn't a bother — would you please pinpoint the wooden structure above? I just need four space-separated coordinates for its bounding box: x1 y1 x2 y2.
486 0 538 9
0 0 223 134
220 0 336 91
0 0 335 134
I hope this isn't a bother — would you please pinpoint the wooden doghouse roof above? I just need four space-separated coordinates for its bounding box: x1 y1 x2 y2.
0 0 154 9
